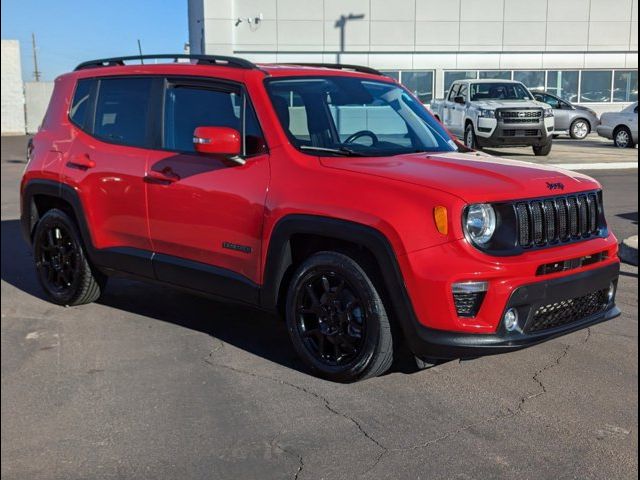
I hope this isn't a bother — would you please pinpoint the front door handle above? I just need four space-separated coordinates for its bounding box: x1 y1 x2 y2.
67 153 95 169
144 168 180 184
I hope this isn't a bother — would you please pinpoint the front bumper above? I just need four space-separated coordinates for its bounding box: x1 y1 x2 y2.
406 262 620 359
596 125 614 140
476 115 554 148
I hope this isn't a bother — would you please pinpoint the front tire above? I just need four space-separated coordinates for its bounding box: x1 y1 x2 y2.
33 209 105 306
464 123 479 150
614 126 634 148
285 251 393 382
533 140 553 156
570 119 590 140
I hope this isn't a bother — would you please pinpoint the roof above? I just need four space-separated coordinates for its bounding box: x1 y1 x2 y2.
454 79 522 84
70 54 390 81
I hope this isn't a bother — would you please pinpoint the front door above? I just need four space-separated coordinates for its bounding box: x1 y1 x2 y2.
145 78 269 301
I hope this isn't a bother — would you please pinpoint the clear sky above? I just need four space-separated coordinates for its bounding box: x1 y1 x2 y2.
1 0 189 81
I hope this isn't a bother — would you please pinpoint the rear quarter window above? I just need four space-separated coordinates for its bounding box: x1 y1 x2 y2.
69 79 96 130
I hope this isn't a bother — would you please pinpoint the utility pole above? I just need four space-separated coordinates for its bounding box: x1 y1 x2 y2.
32 33 41 82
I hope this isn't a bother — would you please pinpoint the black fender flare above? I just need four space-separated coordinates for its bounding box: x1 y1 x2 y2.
20 179 154 277
260 215 423 344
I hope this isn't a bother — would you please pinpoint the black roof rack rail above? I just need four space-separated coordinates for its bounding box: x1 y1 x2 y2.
281 63 383 76
74 54 257 71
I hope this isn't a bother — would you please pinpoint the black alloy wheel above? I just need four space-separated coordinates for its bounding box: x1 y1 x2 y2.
286 251 393 382
294 270 366 366
33 209 104 306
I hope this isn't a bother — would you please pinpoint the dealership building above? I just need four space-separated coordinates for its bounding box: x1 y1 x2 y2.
188 0 638 113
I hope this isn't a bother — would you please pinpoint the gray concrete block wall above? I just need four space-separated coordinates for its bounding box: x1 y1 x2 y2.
24 82 54 134
1 40 26 135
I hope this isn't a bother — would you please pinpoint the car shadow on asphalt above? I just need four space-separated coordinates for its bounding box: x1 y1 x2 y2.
1 218 307 374
1 219 419 378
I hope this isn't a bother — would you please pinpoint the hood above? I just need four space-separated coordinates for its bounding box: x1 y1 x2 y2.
472 100 547 110
574 104 598 116
320 151 600 203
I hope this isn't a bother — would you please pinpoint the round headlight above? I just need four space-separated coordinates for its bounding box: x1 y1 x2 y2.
465 204 496 245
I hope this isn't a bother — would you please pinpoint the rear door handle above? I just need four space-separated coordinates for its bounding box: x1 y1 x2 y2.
67 153 95 169
144 169 180 184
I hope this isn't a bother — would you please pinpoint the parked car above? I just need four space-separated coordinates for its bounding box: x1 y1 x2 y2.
21 55 621 382
430 80 554 156
532 91 600 140
597 102 638 148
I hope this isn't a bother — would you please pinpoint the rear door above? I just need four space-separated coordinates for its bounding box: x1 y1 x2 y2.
63 76 159 277
144 77 269 300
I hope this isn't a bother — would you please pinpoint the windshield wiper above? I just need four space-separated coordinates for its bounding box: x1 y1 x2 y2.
300 146 368 157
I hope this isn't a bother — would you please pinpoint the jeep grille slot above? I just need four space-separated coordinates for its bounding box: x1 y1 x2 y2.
515 192 601 249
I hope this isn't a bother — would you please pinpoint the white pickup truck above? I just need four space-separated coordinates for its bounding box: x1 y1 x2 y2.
430 80 555 156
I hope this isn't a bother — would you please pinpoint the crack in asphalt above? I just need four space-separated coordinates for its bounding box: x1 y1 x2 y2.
202 351 388 477
400 409 517 452
273 441 304 480
518 328 591 412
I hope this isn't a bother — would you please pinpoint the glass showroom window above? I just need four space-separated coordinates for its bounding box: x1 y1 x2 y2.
381 71 400 82
513 71 545 90
547 71 579 103
613 70 638 102
580 70 613 102
444 71 478 92
402 71 434 103
479 71 512 80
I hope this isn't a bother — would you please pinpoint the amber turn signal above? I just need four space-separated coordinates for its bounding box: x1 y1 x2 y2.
434 206 448 235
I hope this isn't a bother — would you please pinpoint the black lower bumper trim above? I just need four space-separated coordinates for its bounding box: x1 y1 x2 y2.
477 123 552 148
408 262 621 359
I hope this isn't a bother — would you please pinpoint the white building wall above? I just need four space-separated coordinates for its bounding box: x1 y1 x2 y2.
24 82 54 134
1 40 26 135
192 0 638 111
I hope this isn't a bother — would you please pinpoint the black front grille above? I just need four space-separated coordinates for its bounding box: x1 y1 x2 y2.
453 292 486 318
526 288 609 332
502 118 540 124
516 193 601 248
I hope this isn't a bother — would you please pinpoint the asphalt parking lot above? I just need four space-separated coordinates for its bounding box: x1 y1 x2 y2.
1 135 637 480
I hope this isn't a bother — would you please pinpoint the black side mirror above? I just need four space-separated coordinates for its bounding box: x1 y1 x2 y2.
454 95 466 105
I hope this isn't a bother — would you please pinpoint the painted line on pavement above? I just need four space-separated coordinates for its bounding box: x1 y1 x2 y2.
550 162 638 171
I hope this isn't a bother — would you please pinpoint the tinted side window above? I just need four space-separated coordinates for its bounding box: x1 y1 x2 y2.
543 94 560 109
457 83 468 100
164 85 266 155
94 78 153 147
448 84 460 101
69 79 95 130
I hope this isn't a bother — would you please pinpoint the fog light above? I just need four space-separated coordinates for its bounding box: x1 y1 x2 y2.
607 282 616 303
503 308 519 332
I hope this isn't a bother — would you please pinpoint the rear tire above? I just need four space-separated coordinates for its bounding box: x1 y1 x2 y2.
570 119 590 140
613 126 634 148
285 251 394 382
32 209 105 306
533 140 553 156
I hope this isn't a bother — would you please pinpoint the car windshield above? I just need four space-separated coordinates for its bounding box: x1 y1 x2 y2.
265 77 457 157
470 82 533 101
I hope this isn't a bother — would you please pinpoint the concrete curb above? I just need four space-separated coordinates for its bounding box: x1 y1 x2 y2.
619 235 638 266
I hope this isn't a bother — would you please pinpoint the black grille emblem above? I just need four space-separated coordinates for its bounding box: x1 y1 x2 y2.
546 182 565 191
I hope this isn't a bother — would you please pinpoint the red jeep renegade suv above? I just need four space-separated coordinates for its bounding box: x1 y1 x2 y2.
21 54 621 382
